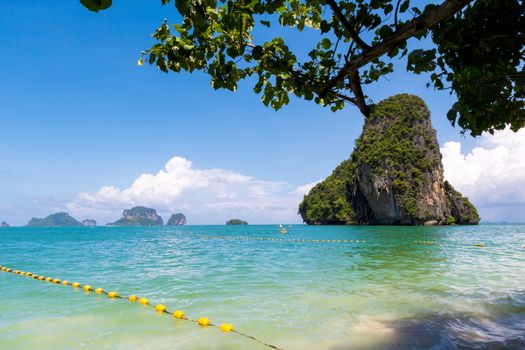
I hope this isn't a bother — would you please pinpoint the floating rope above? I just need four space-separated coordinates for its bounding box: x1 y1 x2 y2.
201 235 506 248
413 240 437 245
0 265 284 350
200 236 499 249
199 234 367 244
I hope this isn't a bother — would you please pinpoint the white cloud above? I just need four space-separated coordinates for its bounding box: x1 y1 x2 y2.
68 156 307 224
292 180 321 196
67 128 525 225
441 128 525 221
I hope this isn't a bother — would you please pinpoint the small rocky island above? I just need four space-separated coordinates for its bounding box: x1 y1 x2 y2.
27 212 83 227
108 206 163 226
226 219 248 225
1 221 9 227
299 94 479 225
167 213 187 225
82 219 97 227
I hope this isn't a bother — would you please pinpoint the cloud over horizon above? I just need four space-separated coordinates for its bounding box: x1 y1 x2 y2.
65 128 525 225
441 128 525 222
68 156 308 224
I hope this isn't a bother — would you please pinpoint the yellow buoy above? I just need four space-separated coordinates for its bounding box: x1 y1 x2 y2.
83 285 93 292
46 277 53 282
26 272 33 277
173 310 185 319
62 280 69 286
38 276 45 281
32 275 38 279
155 304 167 312
52 278 60 284
474 243 485 247
128 295 138 302
220 323 234 332
72 282 80 288
95 288 104 294
198 317 211 326
139 297 149 305
108 291 118 298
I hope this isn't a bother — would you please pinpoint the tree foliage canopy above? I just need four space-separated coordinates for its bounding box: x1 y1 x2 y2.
82 0 524 136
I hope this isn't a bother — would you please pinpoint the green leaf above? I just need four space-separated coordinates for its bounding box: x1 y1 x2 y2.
80 0 112 12
321 38 331 50
251 45 263 60
260 20 271 28
400 0 410 13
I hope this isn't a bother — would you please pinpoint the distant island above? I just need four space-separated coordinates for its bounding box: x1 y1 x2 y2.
82 219 97 227
299 94 479 226
1 221 9 227
226 219 248 225
167 213 187 226
108 206 163 226
27 212 82 227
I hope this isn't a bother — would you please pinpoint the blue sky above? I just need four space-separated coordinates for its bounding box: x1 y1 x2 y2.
1 1 523 225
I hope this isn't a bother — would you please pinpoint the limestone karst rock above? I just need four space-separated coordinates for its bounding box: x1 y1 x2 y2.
108 206 163 226
167 213 187 226
299 94 479 225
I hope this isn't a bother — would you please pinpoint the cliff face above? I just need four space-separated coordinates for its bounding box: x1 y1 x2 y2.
299 94 479 225
167 213 186 225
444 181 480 224
108 206 163 226
27 212 83 227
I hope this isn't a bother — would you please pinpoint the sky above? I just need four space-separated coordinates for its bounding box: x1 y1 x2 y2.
0 1 524 225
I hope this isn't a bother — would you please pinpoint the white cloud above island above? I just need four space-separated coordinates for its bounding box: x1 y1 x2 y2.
67 156 308 224
441 128 525 222
66 128 525 225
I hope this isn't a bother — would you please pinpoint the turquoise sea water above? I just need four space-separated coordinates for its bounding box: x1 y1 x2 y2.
1 224 524 350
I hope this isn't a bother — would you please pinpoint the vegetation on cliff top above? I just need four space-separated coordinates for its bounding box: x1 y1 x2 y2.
108 206 163 226
27 213 82 227
298 159 355 225
226 219 248 225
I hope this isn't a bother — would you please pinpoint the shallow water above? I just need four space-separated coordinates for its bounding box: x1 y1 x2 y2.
0 224 524 350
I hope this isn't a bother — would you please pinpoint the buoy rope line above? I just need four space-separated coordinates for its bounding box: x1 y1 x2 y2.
0 265 284 350
199 234 368 244
199 235 503 248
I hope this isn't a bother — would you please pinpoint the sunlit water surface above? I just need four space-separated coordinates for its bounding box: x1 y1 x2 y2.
1 225 524 350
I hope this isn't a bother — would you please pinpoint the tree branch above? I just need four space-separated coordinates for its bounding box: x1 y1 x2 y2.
348 70 369 115
394 0 403 30
319 0 472 111
325 0 371 51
